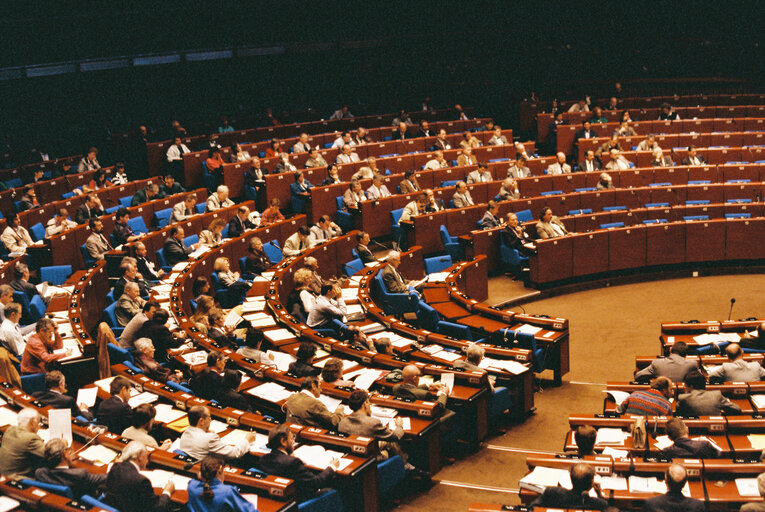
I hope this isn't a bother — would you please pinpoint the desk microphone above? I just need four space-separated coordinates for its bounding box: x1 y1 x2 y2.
728 298 736 321
516 304 527 315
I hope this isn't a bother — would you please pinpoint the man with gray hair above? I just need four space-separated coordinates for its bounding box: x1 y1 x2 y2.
130 183 160 207
0 407 43 478
381 250 424 293
642 463 704 511
35 438 107 496
205 185 234 212
115 281 144 327
454 344 495 390
105 441 174 512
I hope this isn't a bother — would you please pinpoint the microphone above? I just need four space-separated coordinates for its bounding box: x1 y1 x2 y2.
728 298 736 321
516 304 527 315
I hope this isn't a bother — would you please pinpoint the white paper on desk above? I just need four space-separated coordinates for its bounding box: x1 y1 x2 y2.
341 288 359 301
265 350 296 372
353 369 384 391
76 387 98 409
0 397 5 406
263 328 296 343
392 338 414 348
189 246 210 258
241 494 258 508
388 417 411 431
427 272 450 282
78 445 118 465
752 394 765 409
421 344 441 355
601 446 629 459
370 406 397 419
241 300 266 313
49 310 70 320
127 391 158 408
153 283 173 295
600 475 628 491
0 496 20 512
209 419 229 434
604 390 630 406
243 313 277 328
221 429 253 446
252 275 268 283
359 323 385 334
48 409 72 445
596 427 628 446
519 466 572 490
261 272 275 280
140 470 191 491
154 404 186 424
345 304 365 319
93 376 116 393
653 435 674 450
293 445 352 471
440 373 454 393
436 351 461 363
515 324 542 335
224 310 244 330
481 357 529 375
182 350 209 366
172 262 189 271
736 477 761 497
317 395 343 412
0 407 18 427
246 382 292 403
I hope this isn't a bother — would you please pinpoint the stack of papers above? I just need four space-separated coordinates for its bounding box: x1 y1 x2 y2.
154 404 187 424
242 299 267 313
628 476 690 496
317 395 343 412
600 476 628 491
265 350 296 372
127 392 159 408
515 324 543 335
595 428 630 446
189 246 210 258
341 288 359 301
519 466 573 493
359 323 385 334
181 350 209 366
242 312 277 328
653 435 674 450
0 407 18 427
344 304 365 321
293 445 352 471
751 394 765 409
604 390 631 406
78 445 118 465
224 311 244 330
370 406 398 419
350 369 385 390
479 357 528 375
241 494 258 508
76 388 99 409
246 382 293 403
601 447 629 458
140 470 191 490
263 329 296 344
693 332 741 345
427 272 451 282
747 434 765 450
93 376 116 393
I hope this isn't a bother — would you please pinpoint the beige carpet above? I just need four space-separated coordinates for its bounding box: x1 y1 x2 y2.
391 274 763 511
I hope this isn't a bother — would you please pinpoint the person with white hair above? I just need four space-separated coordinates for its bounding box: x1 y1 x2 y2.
650 147 675 167
596 173 614 190
205 185 234 212
454 344 494 390
105 441 174 512
35 438 107 497
0 407 43 478
546 152 571 175
605 148 632 170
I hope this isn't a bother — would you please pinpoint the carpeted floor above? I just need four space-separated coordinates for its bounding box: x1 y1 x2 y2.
390 273 763 511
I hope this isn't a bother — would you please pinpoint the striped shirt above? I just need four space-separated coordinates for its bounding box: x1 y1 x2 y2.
619 388 672 416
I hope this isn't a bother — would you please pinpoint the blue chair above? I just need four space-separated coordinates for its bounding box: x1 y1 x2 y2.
438 320 473 341
210 271 232 308
540 190 563 196
377 455 406 495
41 265 72 285
238 256 253 278
490 387 513 421
343 258 365 277
686 200 710 205
61 191 76 200
14 200 27 213
196 202 207 214
418 301 440 332
29 223 45 242
20 479 73 499
12 290 31 315
602 205 627 212
648 182 672 187
123 360 143 374
390 208 406 248
439 225 462 262
684 215 709 221
500 241 529 270
184 234 199 247
424 255 452 274
726 179 751 183
515 209 533 223
80 243 96 267
5 178 22 189
725 213 751 219
154 207 173 228
726 198 752 203
107 343 133 365
104 304 125 337
600 222 625 229
298 489 344 512
263 240 283 264
574 187 597 192
644 203 669 208
105 290 116 306
568 209 593 215
155 248 172 272
81 495 118 512
29 295 46 323
291 194 307 214
165 380 194 394
127 217 148 236
105 205 120 214
119 196 133 208
372 271 418 316
21 373 46 394
440 180 459 188
688 180 711 185
498 329 547 373
221 225 230 239
642 219 668 224
244 184 258 203
335 196 354 233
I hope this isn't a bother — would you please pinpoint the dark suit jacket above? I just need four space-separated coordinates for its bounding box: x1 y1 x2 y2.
136 256 161 281
287 360 320 378
577 159 602 172
245 250 270 275
642 491 705 511
532 486 608 510
501 226 532 254
35 466 107 497
130 188 152 207
216 387 250 411
207 327 239 351
11 279 38 301
255 449 334 498
392 130 409 140
228 215 255 239
96 396 132 434
111 222 135 247
106 461 171 512
114 276 149 300
75 204 104 224
681 155 707 166
356 244 375 264
163 237 192 266
381 264 408 294
190 368 223 400
158 182 185 198
573 128 598 145
660 437 719 459
135 321 183 362
32 389 92 419
432 139 450 151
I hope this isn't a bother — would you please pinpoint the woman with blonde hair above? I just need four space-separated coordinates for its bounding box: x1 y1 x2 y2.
191 295 215 333
199 218 227 247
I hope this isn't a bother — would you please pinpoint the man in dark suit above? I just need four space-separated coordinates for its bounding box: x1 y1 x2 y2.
635 341 699 383
578 150 602 173
532 463 610 511
355 232 375 263
10 263 40 302
130 183 159 207
392 122 409 140
416 120 433 138
479 201 502 230
676 371 741 417
114 257 150 299
681 145 706 166
133 242 164 281
163 225 198 267
96 376 133 434
32 371 93 420
105 441 174 512
642 463 704 511
228 206 256 238
661 418 719 459
157 174 185 198
573 120 598 147
255 424 336 499
381 251 422 293
189 352 226 400
35 438 106 497
74 193 104 224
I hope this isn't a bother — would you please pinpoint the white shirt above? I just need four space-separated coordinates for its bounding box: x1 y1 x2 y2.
331 137 356 150
0 318 25 357
306 295 347 328
166 144 190 162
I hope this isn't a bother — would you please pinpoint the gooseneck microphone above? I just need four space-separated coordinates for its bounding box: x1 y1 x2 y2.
728 298 736 321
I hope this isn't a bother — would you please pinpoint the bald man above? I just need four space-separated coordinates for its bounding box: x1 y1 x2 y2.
642 463 704 511
532 462 609 510
707 343 765 382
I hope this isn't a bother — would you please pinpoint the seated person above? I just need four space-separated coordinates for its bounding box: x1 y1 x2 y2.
206 185 234 212
19 185 40 210
676 371 741 416
288 342 321 377
501 212 536 255
579 149 602 172
682 145 706 166
617 376 672 416
111 208 141 246
75 193 104 224
381 250 424 293
424 150 449 170
0 303 26 357
205 148 225 176
352 157 379 181
596 172 613 190
96 376 133 434
572 425 597 457
180 406 255 460
163 226 199 266
114 256 150 299
116 282 144 327
342 180 366 214
604 148 632 170
399 169 421 193
228 206 256 238
366 174 392 200
459 130 480 149
255 424 336 499
122 403 172 449
21 318 69 375
634 341 699 383
207 308 239 350
392 121 409 140
488 125 508 145
479 200 502 230
235 329 275 365
135 308 185 363
536 207 568 239
172 194 198 223
0 408 44 479
595 134 622 158
531 462 609 511
130 183 159 207
215 369 250 411
190 296 215 334
199 218 226 247
45 208 77 237
192 277 213 301
290 171 313 202
275 152 297 173
399 192 427 223
355 231 375 263
642 464 705 512
188 456 257 512
309 215 342 246
158 174 185 197
104 441 174 512
546 152 571 175
456 146 477 167
466 162 492 184
283 225 311 257
637 134 660 152
320 358 355 388
190 352 227 399
245 237 271 275
133 241 164 282
707 342 765 382
306 148 328 169
424 188 444 212
742 321 765 351
335 144 360 164
661 418 719 459
497 178 520 201
244 158 267 192
35 438 107 497
1 213 33 255
286 269 314 323
285 376 345 429
454 344 494 390
321 163 341 185
650 147 675 167
120 300 158 349
134 337 183 383
452 181 475 208
507 153 531 179
261 197 285 225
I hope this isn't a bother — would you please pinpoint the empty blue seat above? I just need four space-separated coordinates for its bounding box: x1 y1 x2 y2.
725 213 751 219
644 202 669 208
118 196 132 208
29 223 46 242
438 320 473 341
515 209 533 223
81 495 118 512
184 234 199 247
298 489 344 512
21 373 46 394
378 455 406 495
424 255 452 274
642 219 668 224
5 178 23 189
105 205 120 214
684 215 709 221
335 196 354 232
61 191 76 200
417 301 440 332
726 198 752 203
344 258 365 277
600 222 625 229
165 380 194 394
263 240 283 264
196 202 206 214
568 208 593 215
107 342 133 364
540 190 563 196
574 187 597 192
41 265 72 285
440 180 459 188
105 289 116 305
104 305 125 337
20 479 73 499
602 205 627 212
648 182 672 187
154 207 173 228
726 179 751 183
439 225 462 262
29 295 46 322
155 248 172 272
688 180 711 185
686 199 710 205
